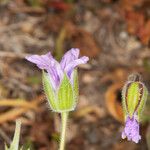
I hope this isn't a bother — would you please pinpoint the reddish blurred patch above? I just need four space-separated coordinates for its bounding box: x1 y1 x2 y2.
119 0 150 45
47 1 72 11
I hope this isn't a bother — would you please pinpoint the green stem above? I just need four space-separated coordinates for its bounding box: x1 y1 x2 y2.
59 112 69 150
55 27 66 61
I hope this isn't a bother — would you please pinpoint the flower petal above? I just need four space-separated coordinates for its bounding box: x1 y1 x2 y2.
47 61 64 89
122 115 141 143
60 48 79 70
64 56 89 78
25 52 52 70
25 52 63 89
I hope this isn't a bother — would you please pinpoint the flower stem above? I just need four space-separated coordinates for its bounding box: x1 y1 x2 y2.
59 112 69 150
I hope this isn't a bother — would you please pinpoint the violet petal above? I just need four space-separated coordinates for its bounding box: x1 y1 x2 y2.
64 56 89 78
60 48 79 70
25 52 52 70
25 52 63 89
122 115 141 143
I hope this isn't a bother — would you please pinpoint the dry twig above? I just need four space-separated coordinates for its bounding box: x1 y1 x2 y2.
0 95 44 124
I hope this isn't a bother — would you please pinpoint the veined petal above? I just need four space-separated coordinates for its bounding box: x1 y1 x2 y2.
25 52 63 88
64 56 89 78
60 48 79 70
121 115 141 143
25 52 52 70
47 61 64 88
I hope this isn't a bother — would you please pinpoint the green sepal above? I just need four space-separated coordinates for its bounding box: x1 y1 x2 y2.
57 73 74 112
73 69 79 105
137 84 148 121
127 82 140 118
42 71 57 111
122 82 128 120
122 80 148 121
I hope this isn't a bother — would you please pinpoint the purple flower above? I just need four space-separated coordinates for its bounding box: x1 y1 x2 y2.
121 74 148 143
25 48 89 90
122 114 141 143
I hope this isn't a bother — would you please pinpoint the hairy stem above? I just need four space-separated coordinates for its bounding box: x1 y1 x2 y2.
59 112 69 150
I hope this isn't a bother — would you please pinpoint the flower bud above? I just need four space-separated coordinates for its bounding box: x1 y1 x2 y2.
121 73 148 143
122 73 148 120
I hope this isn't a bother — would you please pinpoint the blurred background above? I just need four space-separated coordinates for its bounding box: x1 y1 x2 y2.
0 0 150 149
